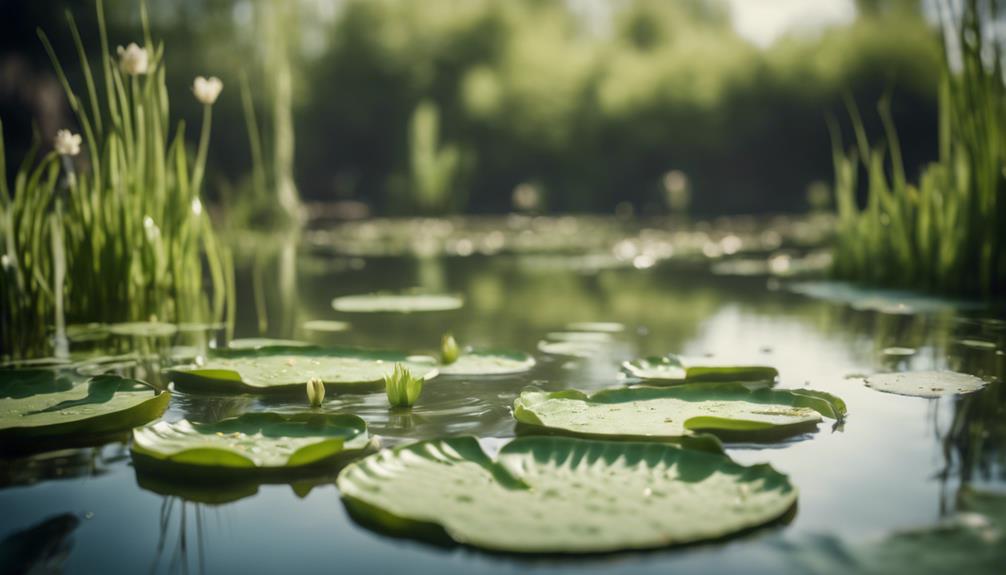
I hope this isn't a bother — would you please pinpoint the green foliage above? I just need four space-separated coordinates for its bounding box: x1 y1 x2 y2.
830 0 1005 297
402 100 463 214
0 0 233 358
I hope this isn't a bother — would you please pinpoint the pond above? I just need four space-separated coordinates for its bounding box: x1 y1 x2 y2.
1 216 1004 574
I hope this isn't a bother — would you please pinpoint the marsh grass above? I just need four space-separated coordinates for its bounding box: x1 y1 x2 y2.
830 0 1004 297
0 0 233 358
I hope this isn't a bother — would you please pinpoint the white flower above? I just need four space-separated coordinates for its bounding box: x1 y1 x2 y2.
117 43 148 76
54 130 81 156
192 76 223 105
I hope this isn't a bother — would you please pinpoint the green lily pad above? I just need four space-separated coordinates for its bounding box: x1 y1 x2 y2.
332 292 464 313
864 371 987 398
0 371 169 448
537 340 606 358
302 320 351 333
623 355 778 383
131 412 374 474
513 384 845 442
169 346 439 393
545 331 614 343
337 435 797 553
956 339 997 351
882 347 917 357
108 321 178 338
566 322 625 333
66 323 111 343
228 338 312 350
439 351 536 376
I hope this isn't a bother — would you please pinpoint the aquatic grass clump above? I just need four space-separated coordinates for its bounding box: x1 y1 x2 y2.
829 0 1005 297
0 0 233 358
385 363 424 408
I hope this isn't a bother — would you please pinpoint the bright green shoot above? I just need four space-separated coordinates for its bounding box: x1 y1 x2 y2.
385 363 425 408
440 333 459 365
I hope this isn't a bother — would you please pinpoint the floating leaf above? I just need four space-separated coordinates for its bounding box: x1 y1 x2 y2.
788 281 981 315
302 320 351 333
956 339 997 351
513 384 845 442
169 346 439 393
66 323 110 343
132 412 373 474
545 331 614 343
0 371 168 449
623 355 778 383
108 321 178 338
438 351 535 376
228 338 312 350
332 292 463 313
882 347 917 357
337 436 797 553
537 340 605 358
864 371 987 398
567 323 619 331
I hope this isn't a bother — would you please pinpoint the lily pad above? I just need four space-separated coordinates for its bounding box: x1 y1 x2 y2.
66 323 111 343
566 322 625 333
108 321 178 338
513 384 845 442
332 292 464 313
864 371 987 398
623 355 778 383
882 347 917 357
169 346 439 393
337 435 797 553
439 351 536 376
536 340 606 358
131 412 374 474
0 371 169 449
302 320 351 333
545 331 614 343
228 338 312 350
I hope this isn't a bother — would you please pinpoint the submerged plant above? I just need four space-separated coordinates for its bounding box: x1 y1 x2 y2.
829 0 1005 297
0 0 233 358
440 333 459 365
385 363 424 408
306 376 325 407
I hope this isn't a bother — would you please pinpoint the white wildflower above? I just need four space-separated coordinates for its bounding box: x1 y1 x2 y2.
117 43 148 76
54 130 81 157
192 76 223 105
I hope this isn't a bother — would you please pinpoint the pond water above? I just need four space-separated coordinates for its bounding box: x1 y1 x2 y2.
1 218 1004 574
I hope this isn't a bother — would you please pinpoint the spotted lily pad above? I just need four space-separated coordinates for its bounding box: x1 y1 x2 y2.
439 351 536 376
132 413 374 474
0 371 169 449
169 346 439 393
623 355 778 383
332 292 464 313
337 435 797 553
864 371 987 398
513 384 845 442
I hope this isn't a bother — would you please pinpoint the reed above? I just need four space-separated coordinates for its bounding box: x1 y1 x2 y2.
829 0 1004 297
0 0 232 358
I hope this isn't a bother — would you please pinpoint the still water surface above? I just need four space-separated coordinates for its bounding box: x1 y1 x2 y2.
1 224 1004 574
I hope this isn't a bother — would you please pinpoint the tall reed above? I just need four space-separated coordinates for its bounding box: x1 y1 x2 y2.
830 0 1004 297
0 0 232 358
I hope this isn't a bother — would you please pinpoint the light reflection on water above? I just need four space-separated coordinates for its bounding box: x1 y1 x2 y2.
1 231 1004 574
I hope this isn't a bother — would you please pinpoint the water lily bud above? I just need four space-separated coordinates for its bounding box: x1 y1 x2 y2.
192 76 223 105
441 333 459 365
54 130 81 157
117 43 148 76
306 377 325 407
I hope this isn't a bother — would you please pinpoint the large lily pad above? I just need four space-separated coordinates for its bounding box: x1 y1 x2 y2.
623 354 778 383
864 371 987 398
337 435 797 553
131 412 373 475
169 346 439 393
0 371 169 449
439 351 536 376
332 292 464 313
513 384 845 441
